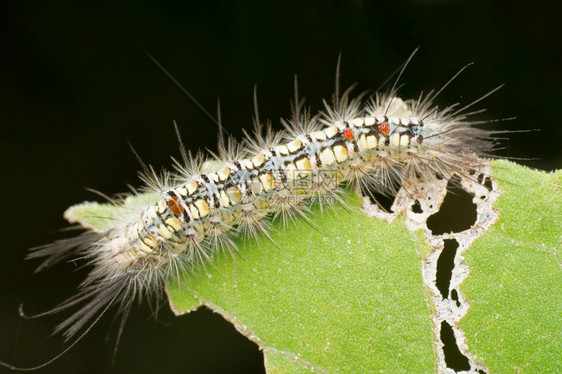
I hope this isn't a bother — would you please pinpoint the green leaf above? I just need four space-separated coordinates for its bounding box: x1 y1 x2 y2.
460 160 562 373
167 192 435 373
65 159 561 373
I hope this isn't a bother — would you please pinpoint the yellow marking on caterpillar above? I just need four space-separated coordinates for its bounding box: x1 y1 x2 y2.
194 199 210 218
145 206 158 220
136 240 154 255
274 145 289 156
366 134 378 149
157 199 167 214
320 148 336 166
358 134 369 151
188 204 200 220
165 217 182 232
364 117 375 126
287 139 303 153
240 159 254 169
133 222 142 236
351 118 364 127
333 145 349 163
219 190 231 207
324 126 339 139
284 162 297 180
259 172 276 192
176 186 188 197
141 234 159 249
295 157 312 176
208 173 220 183
252 154 266 168
226 186 242 204
311 130 326 141
391 134 401 147
186 181 198 195
217 167 231 181
400 134 410 147
157 224 173 240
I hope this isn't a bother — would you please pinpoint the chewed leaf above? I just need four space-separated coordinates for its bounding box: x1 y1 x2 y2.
64 160 561 373
460 160 562 373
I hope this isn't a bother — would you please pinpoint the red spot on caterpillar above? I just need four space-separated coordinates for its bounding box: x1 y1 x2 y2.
167 195 185 217
380 122 389 134
344 128 354 139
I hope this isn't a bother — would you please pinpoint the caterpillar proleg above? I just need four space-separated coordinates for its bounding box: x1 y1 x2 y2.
1 50 509 371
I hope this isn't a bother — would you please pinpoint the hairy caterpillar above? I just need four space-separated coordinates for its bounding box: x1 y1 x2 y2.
1 50 507 371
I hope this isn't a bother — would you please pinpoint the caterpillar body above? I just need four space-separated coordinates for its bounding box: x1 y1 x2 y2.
3 53 504 370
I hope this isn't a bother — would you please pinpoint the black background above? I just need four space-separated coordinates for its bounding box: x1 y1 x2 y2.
0 1 560 373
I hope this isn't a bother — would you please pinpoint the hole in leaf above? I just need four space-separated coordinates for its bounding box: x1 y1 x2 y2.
475 172 493 191
361 176 402 212
371 193 396 212
476 173 485 184
411 200 423 213
363 189 397 213
475 172 493 190
436 239 459 299
440 321 471 371
427 176 477 235
450 288 461 307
